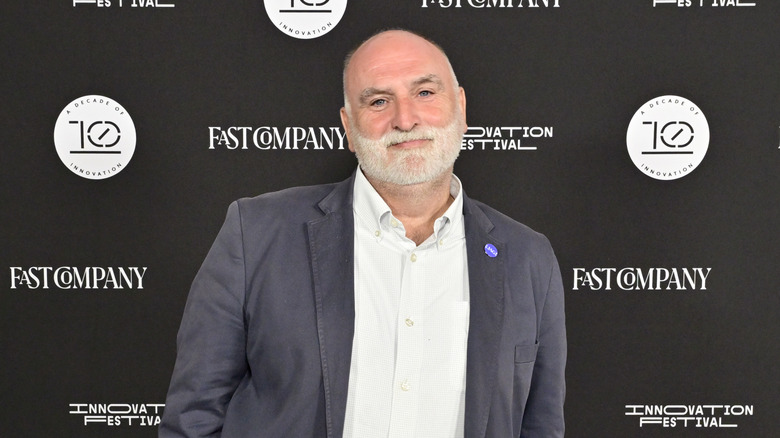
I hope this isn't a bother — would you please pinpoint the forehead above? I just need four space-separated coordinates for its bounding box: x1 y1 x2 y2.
345 32 454 91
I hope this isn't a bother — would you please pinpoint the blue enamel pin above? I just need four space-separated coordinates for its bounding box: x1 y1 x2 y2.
484 243 498 258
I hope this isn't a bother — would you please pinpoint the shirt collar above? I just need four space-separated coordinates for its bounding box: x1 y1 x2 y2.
353 166 465 242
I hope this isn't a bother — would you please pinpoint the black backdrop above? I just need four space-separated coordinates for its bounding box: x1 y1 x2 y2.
2 1 779 436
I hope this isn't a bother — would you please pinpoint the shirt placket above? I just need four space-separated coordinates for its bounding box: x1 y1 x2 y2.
387 238 426 437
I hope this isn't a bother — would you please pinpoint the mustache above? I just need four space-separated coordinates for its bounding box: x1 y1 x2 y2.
382 128 436 148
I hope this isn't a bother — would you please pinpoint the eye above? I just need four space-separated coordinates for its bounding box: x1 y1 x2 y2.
370 98 387 107
418 90 433 97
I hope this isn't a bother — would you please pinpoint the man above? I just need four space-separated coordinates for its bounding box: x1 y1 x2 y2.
160 30 566 437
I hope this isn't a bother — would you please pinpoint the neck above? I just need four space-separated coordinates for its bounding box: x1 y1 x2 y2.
363 168 455 246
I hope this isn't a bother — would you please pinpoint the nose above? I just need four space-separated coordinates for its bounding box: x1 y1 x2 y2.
391 97 419 132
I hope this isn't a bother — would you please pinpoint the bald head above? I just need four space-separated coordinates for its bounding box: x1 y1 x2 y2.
342 30 459 110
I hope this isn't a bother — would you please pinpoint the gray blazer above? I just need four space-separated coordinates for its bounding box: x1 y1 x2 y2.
160 174 566 437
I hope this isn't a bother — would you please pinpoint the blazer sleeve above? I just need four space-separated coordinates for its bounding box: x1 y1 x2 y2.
160 201 248 437
521 247 567 437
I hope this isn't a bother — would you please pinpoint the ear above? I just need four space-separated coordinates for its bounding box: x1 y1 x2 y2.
458 87 467 132
339 106 355 153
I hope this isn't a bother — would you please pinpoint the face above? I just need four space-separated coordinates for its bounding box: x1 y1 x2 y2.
340 31 467 186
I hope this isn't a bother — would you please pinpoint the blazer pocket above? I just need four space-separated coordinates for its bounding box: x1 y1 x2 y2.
514 343 539 364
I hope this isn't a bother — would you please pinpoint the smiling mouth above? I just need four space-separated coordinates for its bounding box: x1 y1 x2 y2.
388 138 432 149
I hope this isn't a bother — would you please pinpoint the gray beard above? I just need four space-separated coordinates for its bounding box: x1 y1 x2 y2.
350 117 464 186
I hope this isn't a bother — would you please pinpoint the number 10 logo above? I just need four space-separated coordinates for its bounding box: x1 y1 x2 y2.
626 95 709 180
641 120 695 154
54 95 136 180
68 120 122 153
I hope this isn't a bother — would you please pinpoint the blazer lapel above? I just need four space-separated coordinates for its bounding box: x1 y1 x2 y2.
307 177 355 438
463 196 505 438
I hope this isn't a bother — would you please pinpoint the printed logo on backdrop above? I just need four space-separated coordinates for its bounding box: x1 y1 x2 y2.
72 0 174 8
572 267 712 291
9 267 147 290
264 0 347 39
625 404 754 428
461 125 553 151
626 95 709 180
209 126 348 150
652 0 755 8
54 96 136 180
421 0 560 8
69 403 164 426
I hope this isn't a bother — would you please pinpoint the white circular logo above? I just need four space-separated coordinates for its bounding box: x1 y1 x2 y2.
53 95 136 180
264 0 347 39
626 95 709 180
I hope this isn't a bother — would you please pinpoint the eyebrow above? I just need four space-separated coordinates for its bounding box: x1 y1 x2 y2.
357 74 446 106
412 74 445 90
359 87 392 106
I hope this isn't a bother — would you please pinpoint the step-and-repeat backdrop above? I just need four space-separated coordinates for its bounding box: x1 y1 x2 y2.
2 1 779 436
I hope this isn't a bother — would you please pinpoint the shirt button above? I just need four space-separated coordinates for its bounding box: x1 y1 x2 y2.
405 318 414 327
400 380 411 391
374 230 381 237
390 219 399 228
438 239 445 246
410 253 417 262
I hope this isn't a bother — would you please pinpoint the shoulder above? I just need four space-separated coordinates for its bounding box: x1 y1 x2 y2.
226 176 352 223
234 183 335 216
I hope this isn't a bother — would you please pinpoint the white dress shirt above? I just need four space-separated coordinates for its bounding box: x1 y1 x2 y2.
342 168 470 438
